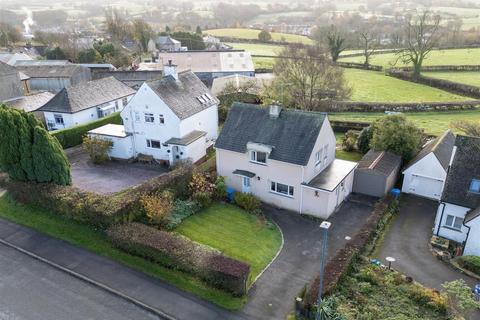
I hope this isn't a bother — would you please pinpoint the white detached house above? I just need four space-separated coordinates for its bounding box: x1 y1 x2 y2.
89 63 218 166
215 103 357 219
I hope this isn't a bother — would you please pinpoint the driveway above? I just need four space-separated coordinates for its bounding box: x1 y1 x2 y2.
0 242 160 320
378 194 476 289
239 194 377 319
66 146 167 194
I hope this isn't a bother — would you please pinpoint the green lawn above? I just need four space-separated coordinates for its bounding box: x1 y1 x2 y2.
0 194 245 310
336 149 363 162
205 28 314 44
423 71 480 87
175 203 282 286
225 42 284 56
328 109 480 136
343 69 472 102
339 48 480 68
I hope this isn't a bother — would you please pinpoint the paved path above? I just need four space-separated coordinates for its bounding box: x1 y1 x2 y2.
0 194 376 320
378 194 476 290
0 242 159 320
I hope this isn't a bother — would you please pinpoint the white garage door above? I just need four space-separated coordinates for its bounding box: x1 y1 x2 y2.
408 174 444 200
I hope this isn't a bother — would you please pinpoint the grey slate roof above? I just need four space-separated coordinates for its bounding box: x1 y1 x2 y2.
357 150 402 176
0 62 23 101
304 159 357 191
146 71 218 120
165 130 206 146
39 76 135 113
16 64 89 78
215 102 327 166
93 70 164 89
441 135 480 209
465 206 480 223
403 130 455 171
6 91 55 112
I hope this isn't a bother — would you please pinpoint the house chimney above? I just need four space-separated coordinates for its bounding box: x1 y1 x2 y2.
163 60 178 80
269 104 282 118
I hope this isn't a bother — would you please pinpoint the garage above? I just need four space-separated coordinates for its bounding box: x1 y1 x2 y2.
401 130 455 200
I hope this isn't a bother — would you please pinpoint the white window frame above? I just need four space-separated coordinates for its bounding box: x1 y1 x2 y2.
146 139 161 149
270 181 294 198
144 113 155 123
250 151 267 164
444 214 463 230
122 97 128 106
54 114 64 125
315 150 322 166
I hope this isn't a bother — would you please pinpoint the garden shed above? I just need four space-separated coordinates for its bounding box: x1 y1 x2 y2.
353 150 402 197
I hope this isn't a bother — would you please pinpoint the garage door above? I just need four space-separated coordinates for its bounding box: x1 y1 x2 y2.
408 174 444 200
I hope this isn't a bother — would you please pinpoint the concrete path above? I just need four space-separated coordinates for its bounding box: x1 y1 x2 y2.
0 194 376 320
378 194 476 290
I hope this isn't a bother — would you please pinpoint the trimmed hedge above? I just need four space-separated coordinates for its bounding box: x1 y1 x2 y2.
107 222 250 296
6 165 193 229
457 256 480 276
52 112 122 149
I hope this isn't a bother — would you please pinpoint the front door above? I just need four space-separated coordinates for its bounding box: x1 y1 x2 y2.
242 176 251 193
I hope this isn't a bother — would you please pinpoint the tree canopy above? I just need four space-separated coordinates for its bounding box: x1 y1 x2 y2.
0 105 71 185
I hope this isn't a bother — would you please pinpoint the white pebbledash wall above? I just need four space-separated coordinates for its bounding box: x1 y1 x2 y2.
401 153 446 200
464 218 480 256
434 202 469 244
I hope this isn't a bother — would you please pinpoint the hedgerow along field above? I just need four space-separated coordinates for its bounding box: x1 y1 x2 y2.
328 109 480 136
205 28 314 44
338 48 480 68
423 71 480 87
343 69 472 102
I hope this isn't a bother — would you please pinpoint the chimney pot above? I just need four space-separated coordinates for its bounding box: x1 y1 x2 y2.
269 104 281 118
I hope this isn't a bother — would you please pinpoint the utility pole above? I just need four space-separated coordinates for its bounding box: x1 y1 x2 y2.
316 221 331 320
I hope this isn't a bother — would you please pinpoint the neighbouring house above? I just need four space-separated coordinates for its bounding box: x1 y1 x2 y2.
0 62 24 101
156 36 182 52
92 70 164 90
215 102 357 219
401 130 455 200
434 135 480 256
13 60 71 67
15 64 91 92
5 91 55 122
140 50 255 85
88 63 219 165
210 74 270 97
353 150 402 198
0 52 33 65
79 63 116 73
39 76 135 130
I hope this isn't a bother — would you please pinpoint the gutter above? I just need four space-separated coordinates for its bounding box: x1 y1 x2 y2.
436 202 446 236
462 222 472 255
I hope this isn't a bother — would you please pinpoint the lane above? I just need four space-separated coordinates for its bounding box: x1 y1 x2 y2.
0 243 160 320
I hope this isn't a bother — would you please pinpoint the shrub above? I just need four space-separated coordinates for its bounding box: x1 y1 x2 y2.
357 126 373 154
342 130 359 152
82 135 113 164
442 279 480 319
192 192 212 208
234 192 261 214
457 255 480 276
107 222 250 295
215 176 227 200
140 190 174 227
189 172 216 195
165 199 200 230
52 113 122 149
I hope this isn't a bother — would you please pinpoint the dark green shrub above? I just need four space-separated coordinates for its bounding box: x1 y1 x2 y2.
215 176 227 200
165 199 200 230
52 112 122 149
234 192 261 214
192 192 212 208
107 222 250 295
357 126 373 154
457 256 480 275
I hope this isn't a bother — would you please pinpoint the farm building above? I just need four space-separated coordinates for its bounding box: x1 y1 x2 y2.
353 150 402 197
402 130 455 200
93 70 164 89
0 62 24 101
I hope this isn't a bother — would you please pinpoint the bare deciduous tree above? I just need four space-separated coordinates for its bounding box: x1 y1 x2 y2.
358 22 379 67
395 10 442 78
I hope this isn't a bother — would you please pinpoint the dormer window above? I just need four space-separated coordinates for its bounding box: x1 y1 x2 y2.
469 179 480 193
250 151 267 164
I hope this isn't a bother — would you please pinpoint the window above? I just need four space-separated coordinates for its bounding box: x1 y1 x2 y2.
114 101 119 110
144 113 155 123
159 115 165 124
469 179 480 193
444 215 463 230
122 97 128 106
315 150 322 166
271 181 294 197
250 151 267 164
323 144 329 163
134 112 140 122
54 114 64 125
146 139 161 149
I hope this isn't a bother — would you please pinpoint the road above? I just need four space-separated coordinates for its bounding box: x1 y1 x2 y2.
0 243 161 320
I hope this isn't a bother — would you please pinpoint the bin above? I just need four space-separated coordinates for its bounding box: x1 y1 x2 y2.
390 188 401 198
227 187 235 202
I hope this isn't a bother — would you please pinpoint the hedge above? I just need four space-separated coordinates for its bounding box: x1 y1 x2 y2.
5 164 193 229
107 222 250 296
51 112 123 149
457 256 480 276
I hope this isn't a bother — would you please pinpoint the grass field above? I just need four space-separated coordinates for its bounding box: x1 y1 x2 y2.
226 42 284 56
343 69 471 102
339 48 480 68
205 28 314 44
328 109 480 136
423 71 480 87
175 203 282 287
0 194 245 310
